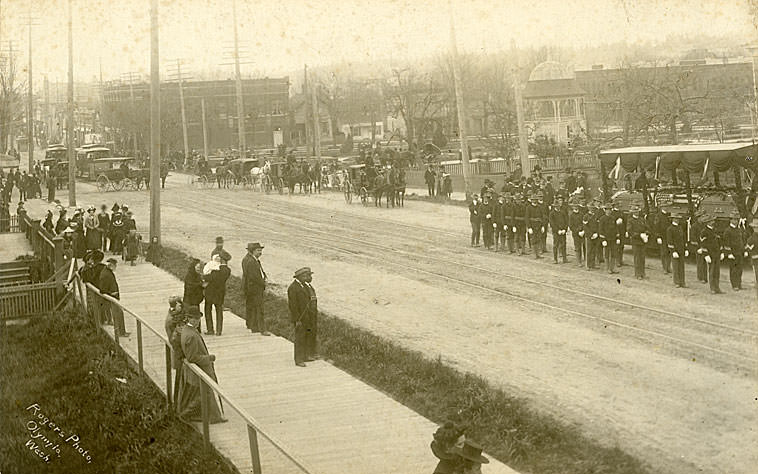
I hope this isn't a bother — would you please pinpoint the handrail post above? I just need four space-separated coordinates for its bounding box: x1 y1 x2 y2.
200 376 211 452
52 236 65 275
165 345 173 409
113 302 120 347
136 320 144 375
247 425 263 474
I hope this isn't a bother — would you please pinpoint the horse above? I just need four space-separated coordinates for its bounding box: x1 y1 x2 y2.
285 164 312 194
249 166 264 191
393 168 406 207
373 171 395 208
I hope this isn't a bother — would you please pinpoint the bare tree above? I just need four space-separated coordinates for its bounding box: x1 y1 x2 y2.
0 51 25 152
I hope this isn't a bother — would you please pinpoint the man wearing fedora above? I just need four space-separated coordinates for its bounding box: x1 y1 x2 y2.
451 439 489 474
288 267 318 367
242 242 270 335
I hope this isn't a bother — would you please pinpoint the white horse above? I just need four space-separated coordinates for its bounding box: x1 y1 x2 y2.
250 166 264 191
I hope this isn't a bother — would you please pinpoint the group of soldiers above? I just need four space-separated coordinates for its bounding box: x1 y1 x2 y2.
468 189 758 296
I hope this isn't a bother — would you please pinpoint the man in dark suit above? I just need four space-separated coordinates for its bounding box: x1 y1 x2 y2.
468 195 481 247
288 267 318 367
98 258 129 337
667 216 687 288
204 256 231 336
241 242 270 335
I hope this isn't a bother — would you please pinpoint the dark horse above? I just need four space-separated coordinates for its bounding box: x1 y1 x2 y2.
393 168 406 207
285 164 312 194
373 170 395 208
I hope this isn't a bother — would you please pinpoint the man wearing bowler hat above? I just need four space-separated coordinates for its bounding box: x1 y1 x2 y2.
288 267 318 367
242 242 270 335
211 236 232 262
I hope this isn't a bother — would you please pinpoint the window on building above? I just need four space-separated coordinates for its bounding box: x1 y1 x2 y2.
536 101 555 120
559 99 575 118
272 101 282 115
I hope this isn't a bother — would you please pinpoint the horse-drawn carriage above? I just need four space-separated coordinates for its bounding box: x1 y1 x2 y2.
229 158 265 189
94 158 149 192
261 161 287 194
342 164 407 207
193 156 235 189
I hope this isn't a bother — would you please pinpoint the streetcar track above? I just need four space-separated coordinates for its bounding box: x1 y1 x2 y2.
181 189 757 339
166 190 758 366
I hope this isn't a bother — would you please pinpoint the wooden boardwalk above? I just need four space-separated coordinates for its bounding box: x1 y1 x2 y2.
105 263 518 474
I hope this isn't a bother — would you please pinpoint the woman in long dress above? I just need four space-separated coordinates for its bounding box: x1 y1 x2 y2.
84 206 101 250
110 212 125 254
183 259 205 308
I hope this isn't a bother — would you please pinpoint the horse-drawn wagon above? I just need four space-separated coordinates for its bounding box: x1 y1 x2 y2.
94 158 149 192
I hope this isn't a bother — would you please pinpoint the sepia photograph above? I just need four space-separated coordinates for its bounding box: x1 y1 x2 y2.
0 0 757 473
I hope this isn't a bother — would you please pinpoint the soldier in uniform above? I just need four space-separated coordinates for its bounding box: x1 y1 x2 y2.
690 212 707 283
722 215 744 291
538 194 549 253
481 194 494 250
525 194 544 259
599 205 619 274
656 208 672 273
627 206 649 279
611 204 626 267
698 214 722 294
549 196 569 263
569 202 585 267
666 216 687 288
583 202 600 269
503 193 516 254
513 194 527 255
468 194 481 247
744 225 758 299
492 194 505 251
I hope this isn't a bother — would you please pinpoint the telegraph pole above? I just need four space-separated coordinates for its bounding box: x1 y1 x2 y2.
747 45 758 144
169 59 190 167
304 64 311 154
67 0 75 205
44 74 50 141
448 0 471 198
201 98 209 159
123 72 140 155
311 74 321 160
27 12 34 171
232 0 246 156
149 0 160 244
512 40 530 178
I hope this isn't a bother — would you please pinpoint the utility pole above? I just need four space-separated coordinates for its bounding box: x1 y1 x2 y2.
67 0 75 206
169 59 190 167
747 45 758 144
232 0 246 157
149 0 160 244
512 40 530 178
304 64 311 154
27 12 34 171
44 75 50 141
98 57 104 136
311 74 321 161
201 98 209 159
123 72 140 155
447 0 472 198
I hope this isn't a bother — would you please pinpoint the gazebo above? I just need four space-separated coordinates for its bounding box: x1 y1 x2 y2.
523 61 586 144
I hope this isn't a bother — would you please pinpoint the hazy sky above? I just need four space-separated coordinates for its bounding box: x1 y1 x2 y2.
0 0 756 85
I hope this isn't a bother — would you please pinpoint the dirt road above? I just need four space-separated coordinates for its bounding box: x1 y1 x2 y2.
26 176 758 473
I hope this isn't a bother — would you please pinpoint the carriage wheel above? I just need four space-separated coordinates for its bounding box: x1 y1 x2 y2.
360 187 369 206
241 176 250 188
134 176 144 190
96 175 109 192
278 178 285 195
344 183 352 204
113 178 126 191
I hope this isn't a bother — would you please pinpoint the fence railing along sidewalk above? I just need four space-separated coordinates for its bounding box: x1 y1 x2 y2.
69 270 314 474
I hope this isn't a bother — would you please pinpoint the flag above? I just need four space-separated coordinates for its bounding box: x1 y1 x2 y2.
655 155 661 180
608 155 621 180
701 155 709 181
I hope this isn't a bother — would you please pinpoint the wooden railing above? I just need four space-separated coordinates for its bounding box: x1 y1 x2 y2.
0 281 62 320
22 214 63 282
0 214 22 233
73 275 314 474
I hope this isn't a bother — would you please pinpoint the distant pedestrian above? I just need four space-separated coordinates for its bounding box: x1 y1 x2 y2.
288 267 318 367
183 259 205 308
145 235 162 267
204 255 230 336
468 194 481 247
123 229 142 265
242 242 270 335
98 258 129 337
424 164 436 197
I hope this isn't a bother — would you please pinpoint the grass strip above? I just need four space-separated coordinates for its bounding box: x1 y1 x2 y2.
0 309 234 474
159 245 650 474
